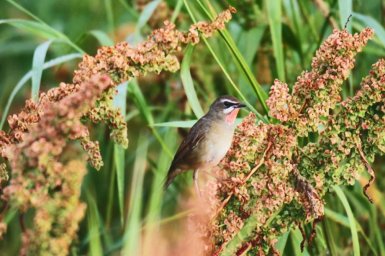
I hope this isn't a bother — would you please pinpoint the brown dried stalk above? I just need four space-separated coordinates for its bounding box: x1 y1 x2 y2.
355 139 375 203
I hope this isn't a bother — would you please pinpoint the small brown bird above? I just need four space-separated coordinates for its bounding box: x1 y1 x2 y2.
164 95 246 194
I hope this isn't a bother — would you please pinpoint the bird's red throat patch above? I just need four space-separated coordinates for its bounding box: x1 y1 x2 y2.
225 108 239 124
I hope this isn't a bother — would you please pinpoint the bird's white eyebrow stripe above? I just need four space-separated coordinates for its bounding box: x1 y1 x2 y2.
220 99 238 104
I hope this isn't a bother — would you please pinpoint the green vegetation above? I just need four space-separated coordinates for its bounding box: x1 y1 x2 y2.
0 0 384 255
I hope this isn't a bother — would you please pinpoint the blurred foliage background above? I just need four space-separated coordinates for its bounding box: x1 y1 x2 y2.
0 0 385 255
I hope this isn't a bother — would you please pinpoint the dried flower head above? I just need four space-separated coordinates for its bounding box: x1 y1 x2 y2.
268 28 374 136
0 8 236 255
193 28 384 255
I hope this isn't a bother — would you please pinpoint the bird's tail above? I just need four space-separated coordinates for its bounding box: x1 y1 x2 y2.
163 166 178 190
163 172 176 190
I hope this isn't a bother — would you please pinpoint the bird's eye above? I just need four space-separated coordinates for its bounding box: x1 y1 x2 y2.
223 101 234 108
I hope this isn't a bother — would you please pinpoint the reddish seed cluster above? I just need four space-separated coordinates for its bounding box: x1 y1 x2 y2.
203 28 384 255
0 8 236 255
73 7 236 86
267 28 374 136
0 75 111 253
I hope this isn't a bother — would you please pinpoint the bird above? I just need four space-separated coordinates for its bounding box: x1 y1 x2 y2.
164 95 246 195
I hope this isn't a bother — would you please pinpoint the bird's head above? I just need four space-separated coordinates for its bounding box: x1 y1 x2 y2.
209 95 246 125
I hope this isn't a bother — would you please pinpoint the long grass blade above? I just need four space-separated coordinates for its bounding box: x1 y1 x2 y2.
133 0 162 43
127 79 173 156
338 0 352 32
31 40 52 102
369 205 385 256
276 231 290 254
0 19 61 40
0 53 82 129
290 229 310 256
202 37 268 122
4 0 84 53
89 30 114 46
117 0 139 19
196 0 269 110
338 0 353 96
127 79 154 126
171 0 183 23
325 207 378 255
266 0 285 81
333 186 360 256
113 82 128 225
323 216 339 255
86 190 103 256
183 0 268 121
142 129 175 254
180 45 205 118
122 133 149 255
104 0 115 34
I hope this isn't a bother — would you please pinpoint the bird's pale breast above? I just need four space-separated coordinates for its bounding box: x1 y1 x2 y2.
201 120 235 167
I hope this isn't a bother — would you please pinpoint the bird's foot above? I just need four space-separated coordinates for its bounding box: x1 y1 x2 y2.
193 169 202 198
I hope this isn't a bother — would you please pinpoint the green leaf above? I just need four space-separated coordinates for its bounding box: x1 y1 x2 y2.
180 45 205 118
127 79 154 126
186 0 269 117
133 0 162 42
137 0 161 29
104 0 114 33
89 30 114 46
333 186 360 256
290 229 310 256
122 133 149 255
325 207 378 255
338 0 352 32
369 205 385 256
86 190 103 256
4 0 84 53
276 231 290 254
114 145 125 226
142 129 175 254
196 0 268 107
0 19 61 40
171 0 183 23
0 53 82 130
266 0 285 81
113 82 128 226
127 79 173 156
31 40 53 102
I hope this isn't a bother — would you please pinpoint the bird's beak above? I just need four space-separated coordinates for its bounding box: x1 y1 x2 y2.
235 103 246 108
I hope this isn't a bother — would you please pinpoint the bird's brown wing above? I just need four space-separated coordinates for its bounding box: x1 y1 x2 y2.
164 117 209 188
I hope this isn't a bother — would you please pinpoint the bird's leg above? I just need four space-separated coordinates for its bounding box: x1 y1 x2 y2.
201 167 229 184
193 169 201 197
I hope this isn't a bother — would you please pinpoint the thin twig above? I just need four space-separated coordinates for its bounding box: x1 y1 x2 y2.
309 216 323 245
298 223 306 252
355 140 375 203
344 14 353 29
212 142 272 220
19 213 26 232
244 142 272 181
